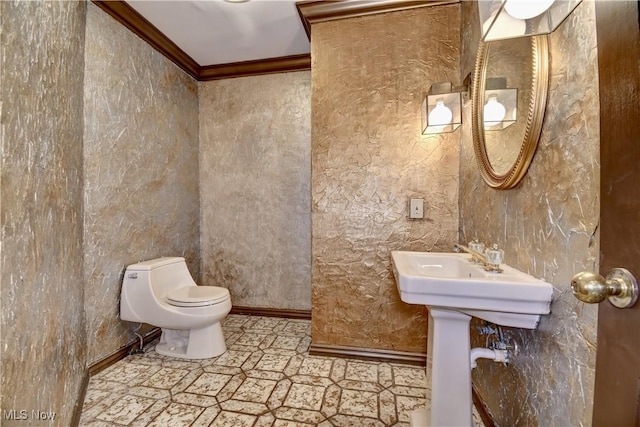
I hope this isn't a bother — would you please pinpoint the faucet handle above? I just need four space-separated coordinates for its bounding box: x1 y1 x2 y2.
468 240 485 254
468 240 485 263
485 244 504 269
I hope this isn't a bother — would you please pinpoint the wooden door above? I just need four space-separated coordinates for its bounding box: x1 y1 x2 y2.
592 1 640 425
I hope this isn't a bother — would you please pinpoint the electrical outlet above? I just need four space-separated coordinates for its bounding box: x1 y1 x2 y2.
409 198 424 219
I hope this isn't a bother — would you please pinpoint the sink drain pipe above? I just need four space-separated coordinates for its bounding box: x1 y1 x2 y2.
470 347 509 369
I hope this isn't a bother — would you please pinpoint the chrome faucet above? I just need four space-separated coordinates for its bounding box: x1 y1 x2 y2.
454 242 504 273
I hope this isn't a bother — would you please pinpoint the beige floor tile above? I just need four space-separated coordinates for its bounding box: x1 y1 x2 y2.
141 367 189 389
216 373 246 401
223 315 250 328
191 405 221 427
296 336 312 353
284 383 326 411
267 378 292 410
273 420 316 426
339 389 379 418
128 386 171 400
297 356 333 376
395 395 428 423
320 384 341 418
146 402 202 427
213 349 252 367
172 392 217 407
284 354 304 376
210 411 256 426
220 399 269 415
330 358 347 382
329 414 385 426
392 365 427 387
246 368 286 381
81 389 113 411
96 362 158 384
273 407 325 424
256 353 292 371
171 368 204 393
80 315 486 427
234 332 269 347
282 320 311 335
232 377 277 402
337 379 384 393
271 335 302 350
248 317 287 331
255 412 276 427
129 398 171 427
95 395 156 424
345 361 379 382
388 385 427 398
185 372 232 396
259 334 278 349
378 390 397 425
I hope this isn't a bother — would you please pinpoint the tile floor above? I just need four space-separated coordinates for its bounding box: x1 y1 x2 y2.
80 315 484 426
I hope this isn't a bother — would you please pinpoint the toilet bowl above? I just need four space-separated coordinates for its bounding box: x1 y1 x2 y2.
120 257 232 359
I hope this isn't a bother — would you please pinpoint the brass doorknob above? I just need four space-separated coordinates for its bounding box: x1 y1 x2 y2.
571 268 638 309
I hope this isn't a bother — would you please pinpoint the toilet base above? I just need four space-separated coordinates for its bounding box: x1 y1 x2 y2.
155 322 226 359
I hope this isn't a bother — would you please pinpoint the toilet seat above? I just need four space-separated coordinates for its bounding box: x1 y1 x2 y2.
166 286 230 307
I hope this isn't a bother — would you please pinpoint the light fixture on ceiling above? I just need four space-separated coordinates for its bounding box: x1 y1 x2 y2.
479 0 582 41
223 0 250 3
483 78 517 130
422 82 466 135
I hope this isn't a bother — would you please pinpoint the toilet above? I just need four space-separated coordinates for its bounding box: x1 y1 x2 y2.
120 257 232 359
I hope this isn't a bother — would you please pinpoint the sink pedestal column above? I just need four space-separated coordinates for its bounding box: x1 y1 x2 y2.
418 308 474 427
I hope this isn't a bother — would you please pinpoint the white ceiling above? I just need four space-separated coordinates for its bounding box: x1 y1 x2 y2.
126 0 310 66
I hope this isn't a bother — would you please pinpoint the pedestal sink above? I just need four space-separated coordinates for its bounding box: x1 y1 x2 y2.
391 251 553 427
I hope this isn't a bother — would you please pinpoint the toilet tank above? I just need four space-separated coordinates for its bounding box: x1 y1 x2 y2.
125 257 197 298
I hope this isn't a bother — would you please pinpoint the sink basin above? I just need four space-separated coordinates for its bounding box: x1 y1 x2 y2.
391 251 553 329
391 250 553 427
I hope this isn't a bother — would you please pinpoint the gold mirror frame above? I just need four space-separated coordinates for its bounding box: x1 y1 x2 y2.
471 35 549 189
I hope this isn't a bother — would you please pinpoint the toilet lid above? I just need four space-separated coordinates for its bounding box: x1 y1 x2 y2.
166 286 230 307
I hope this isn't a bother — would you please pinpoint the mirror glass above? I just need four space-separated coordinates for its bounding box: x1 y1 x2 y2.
471 35 549 189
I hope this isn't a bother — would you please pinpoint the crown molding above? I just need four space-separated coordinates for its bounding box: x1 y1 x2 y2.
296 0 460 38
200 54 312 81
92 1 311 81
92 0 201 78
92 0 456 80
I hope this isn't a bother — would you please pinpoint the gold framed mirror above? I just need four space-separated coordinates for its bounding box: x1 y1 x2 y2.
471 35 549 189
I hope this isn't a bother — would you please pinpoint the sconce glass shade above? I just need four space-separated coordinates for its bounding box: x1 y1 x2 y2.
483 80 518 130
429 99 454 127
484 95 506 123
479 0 582 41
422 83 462 135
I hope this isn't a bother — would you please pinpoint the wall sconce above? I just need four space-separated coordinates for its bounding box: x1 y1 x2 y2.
422 82 465 135
479 0 582 41
483 77 517 130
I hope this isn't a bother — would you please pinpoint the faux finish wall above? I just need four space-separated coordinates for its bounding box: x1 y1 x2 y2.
84 4 200 364
199 72 312 310
1 1 87 423
460 2 599 425
311 6 461 352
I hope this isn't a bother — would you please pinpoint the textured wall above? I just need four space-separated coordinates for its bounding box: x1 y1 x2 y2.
460 2 599 425
1 1 87 424
83 4 200 364
199 72 311 310
311 6 461 352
